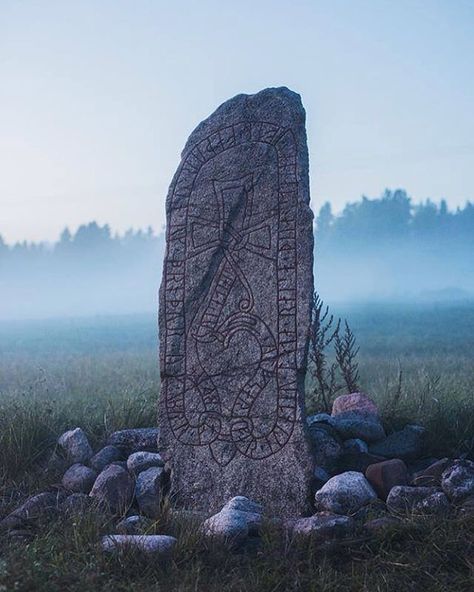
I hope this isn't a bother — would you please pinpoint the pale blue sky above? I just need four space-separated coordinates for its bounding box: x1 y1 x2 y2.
1 0 473 243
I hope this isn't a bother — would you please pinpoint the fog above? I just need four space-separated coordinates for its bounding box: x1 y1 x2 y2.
1 191 473 321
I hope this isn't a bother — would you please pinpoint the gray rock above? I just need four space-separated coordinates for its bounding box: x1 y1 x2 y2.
116 515 153 535
314 471 378 515
387 485 450 515
308 423 343 471
107 428 160 454
58 427 93 465
157 87 314 517
89 446 123 472
291 512 354 539
135 466 164 518
307 413 334 427
331 413 385 443
62 463 97 494
101 534 176 556
369 425 425 460
343 438 369 454
201 507 262 544
89 465 134 514
60 493 91 516
0 491 65 531
336 451 386 474
441 459 474 503
127 451 165 476
313 466 330 491
222 496 263 515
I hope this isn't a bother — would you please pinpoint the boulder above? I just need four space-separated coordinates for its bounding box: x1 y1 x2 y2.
101 534 176 556
336 452 386 473
62 463 97 494
58 428 93 465
60 493 91 516
89 465 134 514
412 458 452 486
307 413 334 427
222 496 263 515
387 485 450 515
332 393 379 417
313 467 330 491
291 512 354 539
202 509 257 544
343 438 369 454
331 413 385 443
441 459 474 503
127 451 165 476
308 423 342 471
369 425 425 461
116 515 153 535
314 471 377 515
135 466 164 519
89 446 123 473
107 428 160 454
0 491 65 531
365 459 409 500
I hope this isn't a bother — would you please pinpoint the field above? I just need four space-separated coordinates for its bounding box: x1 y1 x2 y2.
0 303 473 591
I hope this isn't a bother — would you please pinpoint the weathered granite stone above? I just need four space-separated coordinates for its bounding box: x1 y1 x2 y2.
116 515 153 535
101 534 177 557
158 87 314 517
369 425 425 460
89 446 123 473
441 459 474 503
89 465 134 514
107 428 160 454
314 471 377 515
127 451 165 476
135 466 164 518
62 463 97 494
58 428 93 465
386 485 450 515
0 491 65 532
290 512 354 539
365 459 409 501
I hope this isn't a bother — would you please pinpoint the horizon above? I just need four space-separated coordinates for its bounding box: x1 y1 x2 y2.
1 0 474 243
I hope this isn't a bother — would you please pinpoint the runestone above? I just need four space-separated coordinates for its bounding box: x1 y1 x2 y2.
158 87 314 516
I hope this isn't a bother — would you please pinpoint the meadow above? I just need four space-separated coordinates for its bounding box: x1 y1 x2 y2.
0 303 473 591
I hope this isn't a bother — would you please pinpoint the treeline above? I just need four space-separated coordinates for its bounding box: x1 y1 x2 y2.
316 189 474 250
1 189 473 319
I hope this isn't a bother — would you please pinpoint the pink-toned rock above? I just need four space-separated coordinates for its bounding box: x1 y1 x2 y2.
366 459 409 501
332 393 379 418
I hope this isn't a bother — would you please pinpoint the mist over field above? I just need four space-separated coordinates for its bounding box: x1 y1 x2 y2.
1 189 474 321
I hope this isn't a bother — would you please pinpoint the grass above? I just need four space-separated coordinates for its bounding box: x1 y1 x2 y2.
1 303 474 591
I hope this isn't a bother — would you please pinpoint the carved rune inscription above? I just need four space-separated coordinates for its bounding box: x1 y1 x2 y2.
163 121 299 466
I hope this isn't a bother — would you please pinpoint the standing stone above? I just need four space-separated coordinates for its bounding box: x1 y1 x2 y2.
158 87 314 517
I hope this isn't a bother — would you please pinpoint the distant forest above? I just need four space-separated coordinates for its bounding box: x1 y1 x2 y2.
1 189 474 319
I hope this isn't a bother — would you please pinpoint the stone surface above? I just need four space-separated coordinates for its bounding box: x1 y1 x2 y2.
89 465 134 514
331 413 385 443
336 451 386 473
343 438 369 455
58 428 93 465
127 451 165 476
107 428 160 453
0 492 65 531
135 466 164 518
201 507 262 543
102 534 176 556
332 393 379 417
369 425 425 460
62 463 97 494
89 446 123 473
157 87 314 517
60 493 91 516
222 496 263 515
290 512 354 539
366 459 409 500
441 459 474 503
412 458 451 486
314 471 377 515
387 486 450 515
116 515 153 535
313 466 330 491
308 423 342 471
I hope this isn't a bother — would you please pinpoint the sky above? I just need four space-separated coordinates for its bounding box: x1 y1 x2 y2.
1 0 473 243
